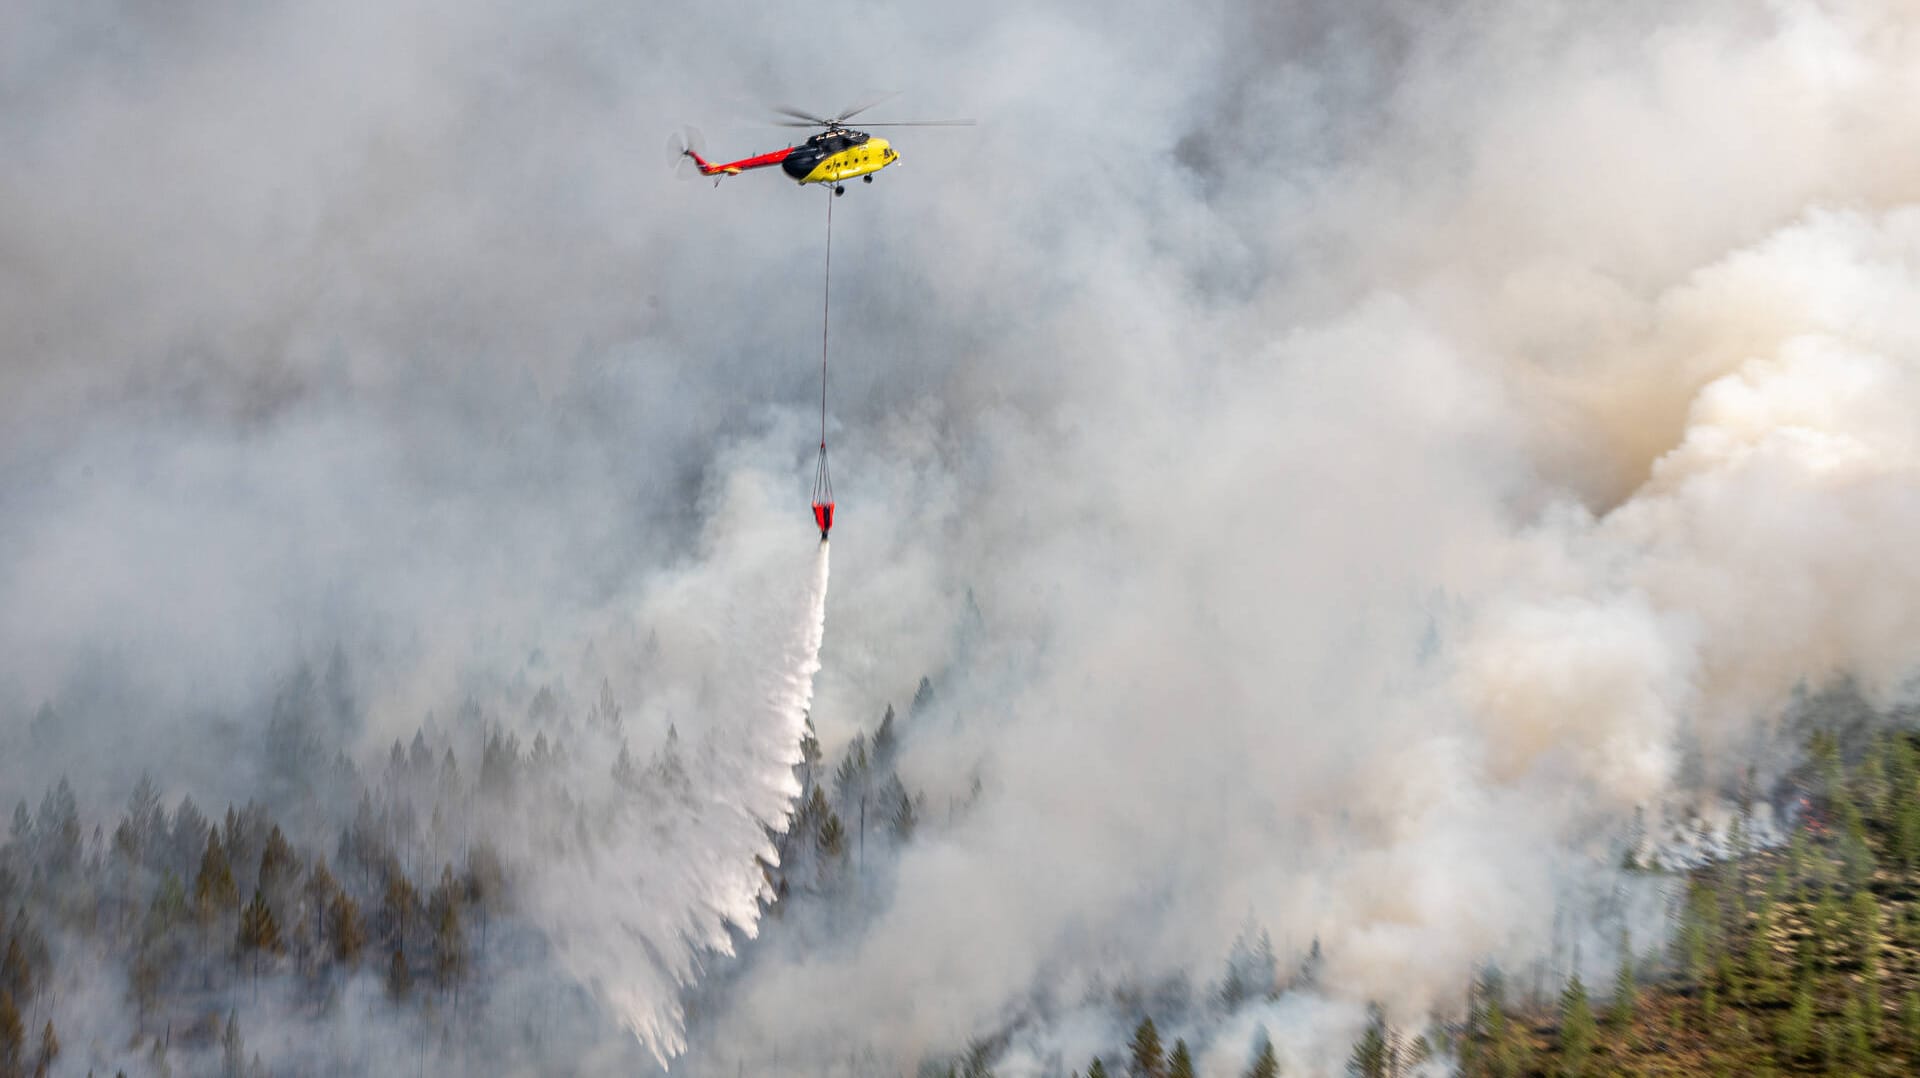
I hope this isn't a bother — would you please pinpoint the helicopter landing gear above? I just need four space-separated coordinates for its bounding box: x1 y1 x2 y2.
834 184 845 197
862 175 873 184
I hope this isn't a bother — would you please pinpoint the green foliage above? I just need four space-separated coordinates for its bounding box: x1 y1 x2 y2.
1086 1058 1108 1078
818 811 847 859
194 832 238 921
238 889 283 960
1743 901 1777 999
328 892 366 967
1244 1036 1279 1078
1902 987 1920 1052
1608 940 1636 1030
1167 1039 1194 1078
1778 981 1813 1060
1346 1003 1391 1078
1838 992 1869 1070
1129 1016 1164 1078
258 825 297 898
1558 975 1595 1077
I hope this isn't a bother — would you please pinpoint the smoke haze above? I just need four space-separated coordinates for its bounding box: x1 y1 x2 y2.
5 0 1920 1072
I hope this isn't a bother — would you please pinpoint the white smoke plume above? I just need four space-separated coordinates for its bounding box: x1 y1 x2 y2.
5 0 1920 1074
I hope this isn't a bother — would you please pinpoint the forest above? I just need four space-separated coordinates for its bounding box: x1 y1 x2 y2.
6 664 1920 1077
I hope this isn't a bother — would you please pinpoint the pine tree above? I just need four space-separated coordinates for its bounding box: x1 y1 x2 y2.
1558 975 1595 1077
798 718 824 797
386 947 413 1000
0 991 22 1074
1778 981 1813 1060
1902 987 1920 1051
818 812 846 859
612 740 637 787
1086 1060 1108 1078
238 888 283 991
1851 887 1884 1038
1244 1037 1280 1078
873 704 899 767
891 788 919 842
257 826 297 901
1167 1039 1194 1078
34 1019 57 1078
328 893 366 967
1347 1004 1391 1078
429 864 465 991
220 1010 246 1078
1 937 29 1002
1745 901 1777 1000
193 832 238 922
1608 940 1636 1030
1838 993 1868 1069
1128 1017 1164 1078
381 870 419 951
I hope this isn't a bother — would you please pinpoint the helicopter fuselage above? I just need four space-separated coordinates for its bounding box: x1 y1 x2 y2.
779 130 896 185
688 128 897 188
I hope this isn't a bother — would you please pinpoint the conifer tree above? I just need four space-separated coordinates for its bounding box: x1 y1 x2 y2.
0 990 21 1073
220 1010 246 1078
238 888 283 991
1 937 28 1002
1346 1004 1391 1078
429 864 465 991
193 832 238 922
257 826 296 900
1558 975 1595 1077
798 718 824 796
381 871 419 952
33 1018 56 1078
1778 981 1813 1060
1244 1037 1280 1078
328 893 366 968
1901 986 1920 1052
386 947 413 1000
1745 901 1777 1000
1838 993 1868 1069
1086 1059 1108 1078
873 704 899 767
1128 1016 1164 1078
1606 946 1636 1035
1167 1039 1194 1078
818 812 846 859
891 789 919 842
1852 887 1884 1037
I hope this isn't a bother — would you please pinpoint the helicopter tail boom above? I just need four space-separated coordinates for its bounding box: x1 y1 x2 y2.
692 146 794 177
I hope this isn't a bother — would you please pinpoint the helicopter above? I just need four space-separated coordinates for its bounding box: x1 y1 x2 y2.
670 99 972 195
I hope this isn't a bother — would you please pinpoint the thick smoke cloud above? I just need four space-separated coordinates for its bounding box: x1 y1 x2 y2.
5 0 1920 1072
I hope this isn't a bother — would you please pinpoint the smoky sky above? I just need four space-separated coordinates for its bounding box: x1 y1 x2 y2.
6 0 1920 1072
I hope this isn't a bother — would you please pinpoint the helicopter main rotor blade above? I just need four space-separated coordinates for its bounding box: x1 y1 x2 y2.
854 119 976 127
774 121 827 128
832 91 900 124
773 105 831 125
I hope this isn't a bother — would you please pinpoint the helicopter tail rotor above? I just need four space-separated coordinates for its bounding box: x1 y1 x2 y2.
665 125 709 178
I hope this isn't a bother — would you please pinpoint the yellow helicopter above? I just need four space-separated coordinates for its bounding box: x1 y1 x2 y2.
670 100 972 196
